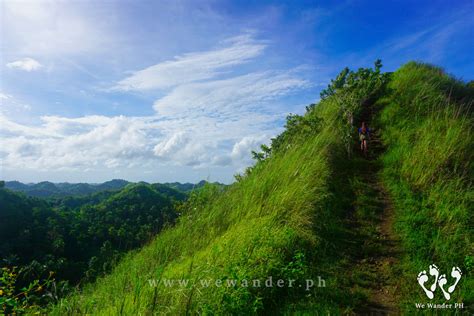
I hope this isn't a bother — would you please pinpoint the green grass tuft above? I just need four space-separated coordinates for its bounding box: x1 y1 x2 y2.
377 62 473 310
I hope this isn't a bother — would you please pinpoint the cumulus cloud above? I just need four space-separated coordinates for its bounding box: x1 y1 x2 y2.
0 115 160 170
231 135 270 161
6 58 43 71
113 34 266 91
0 110 276 172
153 132 189 158
1 33 311 180
145 67 307 167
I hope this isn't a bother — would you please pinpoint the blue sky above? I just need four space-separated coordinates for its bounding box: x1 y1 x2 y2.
0 0 472 184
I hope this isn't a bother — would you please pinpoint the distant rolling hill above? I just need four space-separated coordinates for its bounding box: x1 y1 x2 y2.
48 61 473 315
4 179 224 198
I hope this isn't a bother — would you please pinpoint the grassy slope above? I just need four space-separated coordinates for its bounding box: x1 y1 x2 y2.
51 62 472 314
376 62 473 309
51 98 357 315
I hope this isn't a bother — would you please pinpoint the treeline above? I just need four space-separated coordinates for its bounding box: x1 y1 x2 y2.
45 60 393 316
4 179 218 198
46 61 473 315
0 182 192 310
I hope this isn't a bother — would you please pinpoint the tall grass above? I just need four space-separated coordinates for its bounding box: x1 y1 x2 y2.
49 61 473 314
51 98 355 314
376 62 473 309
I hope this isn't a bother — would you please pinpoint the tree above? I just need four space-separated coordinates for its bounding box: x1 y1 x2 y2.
321 60 389 157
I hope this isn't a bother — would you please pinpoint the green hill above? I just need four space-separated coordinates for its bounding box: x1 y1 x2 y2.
377 62 473 309
4 179 131 197
0 182 182 310
4 179 219 198
17 62 474 314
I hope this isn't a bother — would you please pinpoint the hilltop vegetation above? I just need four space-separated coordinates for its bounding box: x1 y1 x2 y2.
49 61 391 314
377 62 473 308
4 179 130 197
0 182 186 313
4 179 218 198
1 61 472 314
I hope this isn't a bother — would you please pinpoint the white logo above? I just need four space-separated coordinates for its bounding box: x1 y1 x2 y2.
417 264 462 300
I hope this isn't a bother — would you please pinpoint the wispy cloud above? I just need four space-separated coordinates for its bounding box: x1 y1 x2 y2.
147 68 308 166
1 33 310 174
6 58 43 71
0 111 269 171
0 93 12 100
341 8 474 71
153 70 310 117
0 92 32 119
381 17 472 63
113 34 266 91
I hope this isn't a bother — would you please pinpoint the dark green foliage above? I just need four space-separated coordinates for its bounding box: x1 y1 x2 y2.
5 179 131 198
3 60 471 314
0 183 181 308
163 180 225 193
77 184 177 254
320 66 350 100
320 59 387 104
319 60 391 158
51 62 387 315
5 179 224 199
151 183 188 201
0 266 55 314
48 190 117 209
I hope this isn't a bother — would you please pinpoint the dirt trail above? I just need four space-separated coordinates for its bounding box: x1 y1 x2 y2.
361 177 400 314
348 128 402 315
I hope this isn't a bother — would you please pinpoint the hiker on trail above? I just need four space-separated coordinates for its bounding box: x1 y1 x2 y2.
358 122 370 156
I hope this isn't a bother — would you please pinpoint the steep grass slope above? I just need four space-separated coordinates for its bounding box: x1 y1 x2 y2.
51 98 354 314
377 62 473 308
49 61 472 314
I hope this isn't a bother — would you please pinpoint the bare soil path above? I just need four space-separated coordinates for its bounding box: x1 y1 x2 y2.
347 128 402 315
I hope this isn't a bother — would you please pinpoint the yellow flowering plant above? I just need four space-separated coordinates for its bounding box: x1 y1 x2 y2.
0 266 55 314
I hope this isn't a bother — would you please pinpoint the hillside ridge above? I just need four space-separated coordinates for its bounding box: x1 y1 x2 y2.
3 61 470 315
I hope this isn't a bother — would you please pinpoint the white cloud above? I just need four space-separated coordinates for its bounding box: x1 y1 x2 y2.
0 110 277 173
1 33 311 180
6 58 43 71
153 71 309 117
113 34 266 91
145 67 307 167
0 115 159 170
0 93 32 118
153 132 189 158
231 135 269 161
0 93 12 100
